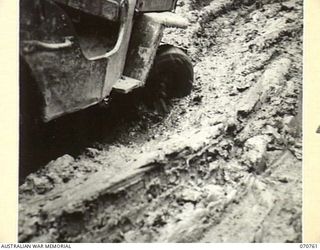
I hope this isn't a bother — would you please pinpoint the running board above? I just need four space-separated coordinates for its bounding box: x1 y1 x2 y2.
112 76 143 94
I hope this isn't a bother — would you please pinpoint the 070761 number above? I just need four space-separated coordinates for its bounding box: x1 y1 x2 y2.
300 244 318 248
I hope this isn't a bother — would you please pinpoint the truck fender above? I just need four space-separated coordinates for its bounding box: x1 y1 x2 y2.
123 12 189 84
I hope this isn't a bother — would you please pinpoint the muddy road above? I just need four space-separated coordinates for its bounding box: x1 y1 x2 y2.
19 0 303 243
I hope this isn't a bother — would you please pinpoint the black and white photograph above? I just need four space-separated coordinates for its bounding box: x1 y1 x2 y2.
17 0 303 243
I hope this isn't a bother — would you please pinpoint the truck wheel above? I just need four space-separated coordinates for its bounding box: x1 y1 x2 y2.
144 45 193 113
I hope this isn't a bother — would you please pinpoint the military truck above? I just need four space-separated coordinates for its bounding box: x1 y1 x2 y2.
19 0 193 177
20 0 193 121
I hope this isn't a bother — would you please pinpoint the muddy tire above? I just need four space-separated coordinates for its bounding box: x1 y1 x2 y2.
144 45 194 113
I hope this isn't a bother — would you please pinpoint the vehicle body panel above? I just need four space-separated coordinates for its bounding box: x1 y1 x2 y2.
20 0 136 121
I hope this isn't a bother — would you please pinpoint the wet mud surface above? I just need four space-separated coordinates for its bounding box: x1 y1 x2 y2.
19 0 303 243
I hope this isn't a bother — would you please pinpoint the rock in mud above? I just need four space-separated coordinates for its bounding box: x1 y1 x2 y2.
176 187 203 204
243 135 272 174
20 155 75 195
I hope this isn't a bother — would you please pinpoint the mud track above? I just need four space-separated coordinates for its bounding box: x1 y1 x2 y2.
19 0 303 243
